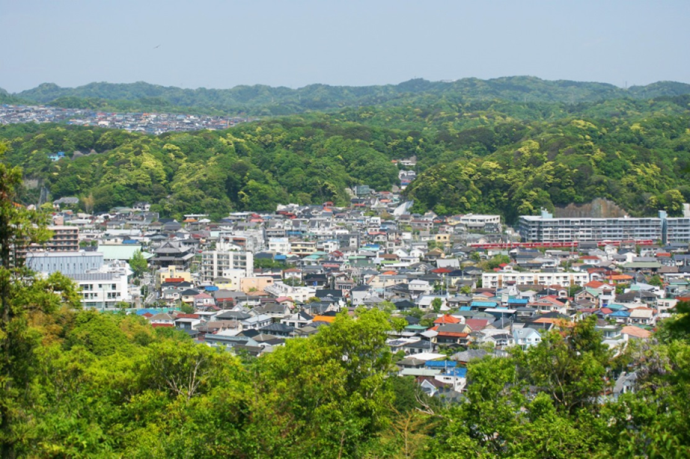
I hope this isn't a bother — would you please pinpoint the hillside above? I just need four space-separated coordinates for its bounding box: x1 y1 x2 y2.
9 76 690 116
1 92 689 222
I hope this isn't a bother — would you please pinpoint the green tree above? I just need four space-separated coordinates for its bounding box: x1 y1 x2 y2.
179 303 194 314
648 274 664 287
128 249 148 278
0 144 81 457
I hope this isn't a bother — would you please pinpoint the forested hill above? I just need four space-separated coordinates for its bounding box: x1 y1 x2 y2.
2 92 690 222
7 76 690 116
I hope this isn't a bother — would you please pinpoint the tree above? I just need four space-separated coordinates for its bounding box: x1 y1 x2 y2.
128 250 148 278
179 303 194 314
515 315 611 414
0 143 81 457
431 298 443 313
648 274 663 287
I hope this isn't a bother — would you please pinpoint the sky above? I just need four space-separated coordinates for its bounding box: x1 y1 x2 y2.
1 0 689 93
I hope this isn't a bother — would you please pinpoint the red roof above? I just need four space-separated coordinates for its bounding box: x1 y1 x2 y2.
434 314 461 325
585 280 605 289
176 313 199 319
437 332 469 338
465 319 490 331
431 268 452 274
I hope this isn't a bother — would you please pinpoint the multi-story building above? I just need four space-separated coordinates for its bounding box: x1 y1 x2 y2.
450 214 502 232
482 271 589 288
268 237 291 255
290 240 316 256
46 226 80 252
71 272 130 309
518 210 690 244
200 250 253 282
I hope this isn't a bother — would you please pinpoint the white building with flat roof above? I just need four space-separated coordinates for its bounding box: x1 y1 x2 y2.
482 271 589 288
71 272 130 309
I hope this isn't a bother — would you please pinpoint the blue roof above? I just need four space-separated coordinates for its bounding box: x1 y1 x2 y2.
274 254 287 260
425 360 457 368
610 310 630 317
204 286 219 292
443 368 468 378
508 298 528 305
460 306 472 311
122 239 138 244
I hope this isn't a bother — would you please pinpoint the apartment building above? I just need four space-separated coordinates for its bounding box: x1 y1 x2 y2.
482 271 589 288
451 214 502 232
518 210 690 243
47 226 80 252
71 272 130 309
200 250 253 282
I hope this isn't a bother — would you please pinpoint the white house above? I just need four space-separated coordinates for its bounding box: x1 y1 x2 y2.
513 327 542 349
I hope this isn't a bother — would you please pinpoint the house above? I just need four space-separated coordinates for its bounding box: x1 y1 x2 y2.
620 325 652 340
627 308 656 326
434 367 468 393
281 311 313 328
513 327 542 349
482 332 515 349
149 313 175 328
241 314 272 330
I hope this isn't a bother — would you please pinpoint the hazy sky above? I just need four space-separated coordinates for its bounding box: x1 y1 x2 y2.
1 0 688 93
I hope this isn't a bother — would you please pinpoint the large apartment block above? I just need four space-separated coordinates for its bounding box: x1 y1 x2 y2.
518 210 690 244
200 250 253 282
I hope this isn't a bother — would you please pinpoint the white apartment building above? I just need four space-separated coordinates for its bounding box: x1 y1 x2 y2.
518 209 690 243
482 271 589 288
71 272 130 309
268 237 291 255
264 281 316 303
456 214 502 231
200 250 253 282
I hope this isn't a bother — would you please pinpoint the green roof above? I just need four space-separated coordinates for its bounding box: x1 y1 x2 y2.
623 262 661 269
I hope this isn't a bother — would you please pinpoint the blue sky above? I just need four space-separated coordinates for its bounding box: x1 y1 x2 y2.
1 0 688 92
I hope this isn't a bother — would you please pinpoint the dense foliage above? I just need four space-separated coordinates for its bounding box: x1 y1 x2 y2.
404 114 690 220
